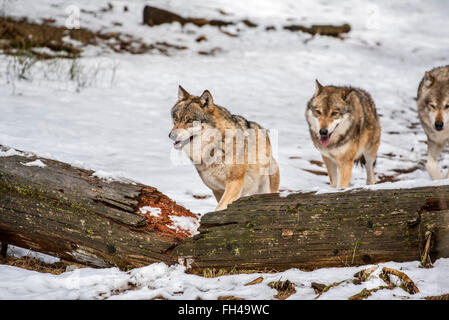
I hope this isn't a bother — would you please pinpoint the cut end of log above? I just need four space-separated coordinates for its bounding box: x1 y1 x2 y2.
0 144 200 269
136 187 200 241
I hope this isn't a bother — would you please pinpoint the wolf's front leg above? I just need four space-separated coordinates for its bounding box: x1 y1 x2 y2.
426 139 444 180
363 152 377 185
322 155 337 187
336 157 354 188
215 178 244 211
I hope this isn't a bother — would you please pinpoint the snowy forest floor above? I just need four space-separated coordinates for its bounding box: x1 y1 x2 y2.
0 0 449 299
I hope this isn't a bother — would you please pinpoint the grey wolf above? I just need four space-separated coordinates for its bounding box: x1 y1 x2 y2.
305 80 381 188
169 86 280 210
417 65 449 180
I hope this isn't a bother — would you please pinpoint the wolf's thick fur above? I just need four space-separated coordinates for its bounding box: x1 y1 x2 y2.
417 65 449 180
305 80 381 188
169 86 280 211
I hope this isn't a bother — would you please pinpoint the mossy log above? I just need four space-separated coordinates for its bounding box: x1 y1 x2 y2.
0 145 196 270
1 145 449 273
177 186 449 273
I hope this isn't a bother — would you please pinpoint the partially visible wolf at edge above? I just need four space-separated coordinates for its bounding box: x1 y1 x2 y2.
417 65 449 180
305 80 381 188
169 86 280 211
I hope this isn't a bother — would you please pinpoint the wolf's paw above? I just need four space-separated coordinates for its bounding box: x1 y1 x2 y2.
215 203 228 211
426 162 444 180
427 172 444 180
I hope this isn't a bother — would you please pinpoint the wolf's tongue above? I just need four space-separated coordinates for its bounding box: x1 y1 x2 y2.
319 136 330 146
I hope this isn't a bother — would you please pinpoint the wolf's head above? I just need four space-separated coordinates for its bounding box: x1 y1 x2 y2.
417 67 449 132
306 80 355 147
169 86 216 149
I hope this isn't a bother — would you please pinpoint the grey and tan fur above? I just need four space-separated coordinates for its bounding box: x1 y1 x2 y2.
169 86 280 211
417 65 449 180
305 80 381 188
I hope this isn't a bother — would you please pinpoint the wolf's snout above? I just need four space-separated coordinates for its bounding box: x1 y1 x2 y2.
318 128 331 147
169 129 192 149
319 128 328 136
435 120 444 131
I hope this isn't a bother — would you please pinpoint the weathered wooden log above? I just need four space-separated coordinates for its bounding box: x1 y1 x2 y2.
142 5 233 27
283 23 351 37
1 144 448 273
0 145 198 270
143 5 187 26
176 186 449 273
142 5 350 40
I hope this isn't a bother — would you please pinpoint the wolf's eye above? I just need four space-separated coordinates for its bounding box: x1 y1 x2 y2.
315 109 322 115
428 103 436 109
445 105 449 110
187 119 194 123
331 111 340 117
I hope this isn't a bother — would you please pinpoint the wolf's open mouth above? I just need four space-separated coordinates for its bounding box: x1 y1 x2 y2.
319 135 331 147
173 135 195 149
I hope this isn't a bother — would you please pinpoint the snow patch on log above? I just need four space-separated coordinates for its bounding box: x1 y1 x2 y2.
20 159 46 168
0 147 32 158
139 206 162 217
279 177 449 198
168 215 200 236
91 170 136 184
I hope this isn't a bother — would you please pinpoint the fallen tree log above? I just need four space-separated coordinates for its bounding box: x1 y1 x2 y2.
142 5 350 39
1 145 448 273
176 186 449 273
0 145 198 270
283 23 351 38
142 5 234 28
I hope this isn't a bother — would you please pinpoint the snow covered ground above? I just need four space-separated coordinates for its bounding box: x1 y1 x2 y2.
1 257 448 300
1 0 449 299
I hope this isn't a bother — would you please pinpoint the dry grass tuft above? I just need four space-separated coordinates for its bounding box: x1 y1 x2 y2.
1 255 85 275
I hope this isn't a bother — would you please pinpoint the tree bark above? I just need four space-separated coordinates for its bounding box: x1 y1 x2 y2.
1 145 448 273
176 186 449 273
0 145 197 270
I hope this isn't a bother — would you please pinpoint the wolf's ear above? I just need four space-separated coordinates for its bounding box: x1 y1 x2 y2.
178 85 191 102
200 90 214 110
423 71 434 88
314 79 324 97
344 89 357 103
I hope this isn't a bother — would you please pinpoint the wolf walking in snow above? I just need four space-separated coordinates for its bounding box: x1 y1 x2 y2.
169 86 280 211
305 80 381 188
417 65 449 180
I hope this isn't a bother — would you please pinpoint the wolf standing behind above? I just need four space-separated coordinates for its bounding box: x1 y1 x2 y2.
169 86 280 211
417 65 449 180
305 80 381 188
